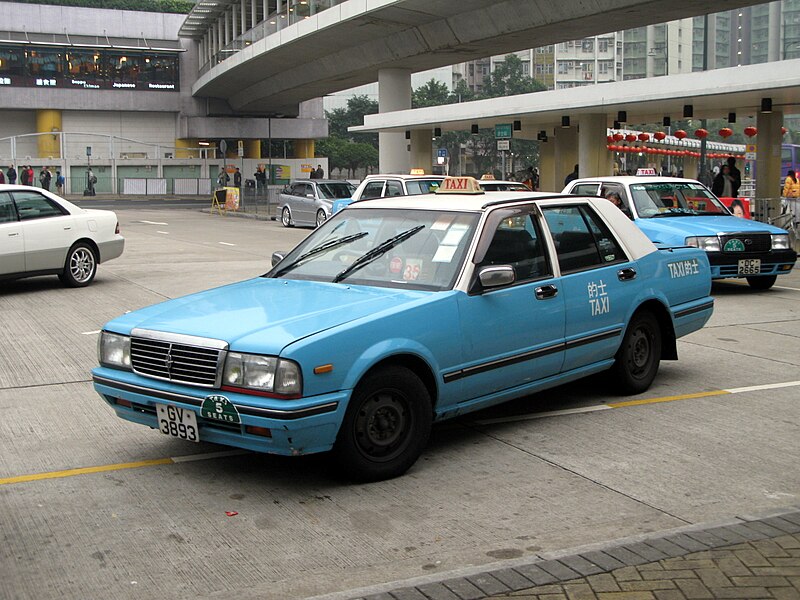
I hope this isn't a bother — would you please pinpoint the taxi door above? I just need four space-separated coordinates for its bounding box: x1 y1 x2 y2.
455 206 565 401
542 205 639 372
0 192 24 275
13 190 76 272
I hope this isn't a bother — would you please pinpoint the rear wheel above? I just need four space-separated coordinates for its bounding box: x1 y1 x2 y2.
611 311 661 395
281 207 293 228
59 242 97 287
315 209 327 228
746 275 777 290
333 366 432 482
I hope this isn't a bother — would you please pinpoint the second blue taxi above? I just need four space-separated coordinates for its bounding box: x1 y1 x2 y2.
93 177 714 481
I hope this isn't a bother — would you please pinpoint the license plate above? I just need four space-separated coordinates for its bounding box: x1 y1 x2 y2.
156 403 199 442
738 258 761 275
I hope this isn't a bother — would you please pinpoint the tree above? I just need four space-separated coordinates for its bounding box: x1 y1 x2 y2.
340 142 378 177
325 95 379 148
412 79 450 108
480 54 547 99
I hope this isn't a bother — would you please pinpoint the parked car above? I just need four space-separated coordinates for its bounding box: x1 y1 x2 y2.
0 184 124 287
331 173 445 214
278 179 356 228
478 179 532 192
563 176 796 290
94 177 713 481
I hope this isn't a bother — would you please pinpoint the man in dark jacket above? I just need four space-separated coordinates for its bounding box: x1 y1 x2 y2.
726 157 741 197
20 166 30 186
5 165 15 184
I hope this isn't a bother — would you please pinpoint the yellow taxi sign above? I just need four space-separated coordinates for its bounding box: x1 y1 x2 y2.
409 168 426 175
435 176 484 194
480 173 496 180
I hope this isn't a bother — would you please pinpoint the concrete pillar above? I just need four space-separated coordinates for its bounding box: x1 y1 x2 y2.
539 138 556 192
768 2 781 62
410 130 432 173
241 0 247 34
294 139 315 159
36 109 62 158
578 114 611 178
232 6 238 40
378 68 411 174
246 140 261 159
755 109 783 202
554 126 579 189
684 155 698 179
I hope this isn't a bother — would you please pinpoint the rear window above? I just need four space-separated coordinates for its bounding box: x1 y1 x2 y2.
317 182 356 199
405 179 442 195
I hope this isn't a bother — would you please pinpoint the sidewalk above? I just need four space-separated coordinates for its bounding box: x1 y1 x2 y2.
344 509 800 600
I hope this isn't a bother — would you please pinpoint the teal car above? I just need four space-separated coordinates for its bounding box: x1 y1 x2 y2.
93 179 714 481
564 176 797 290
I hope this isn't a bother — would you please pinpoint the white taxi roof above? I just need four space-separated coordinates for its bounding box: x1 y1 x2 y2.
361 173 445 181
567 176 704 187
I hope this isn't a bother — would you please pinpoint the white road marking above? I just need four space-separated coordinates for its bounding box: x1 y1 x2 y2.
774 285 800 292
81 330 101 335
218 242 235 246
170 449 247 463
726 380 800 394
140 220 168 225
157 231 169 235
473 404 612 425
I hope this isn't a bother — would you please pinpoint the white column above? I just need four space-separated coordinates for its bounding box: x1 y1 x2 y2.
241 0 247 34
232 7 238 40
578 114 612 178
224 9 231 45
251 0 257 30
768 1 781 62
554 126 578 188
410 130 432 174
262 0 268 24
755 109 783 208
539 137 556 192
378 68 412 174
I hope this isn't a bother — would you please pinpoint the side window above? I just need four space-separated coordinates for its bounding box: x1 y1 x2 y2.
12 191 66 221
290 183 305 196
478 212 551 283
543 206 627 273
571 183 600 196
0 192 18 223
360 181 386 200
385 180 404 197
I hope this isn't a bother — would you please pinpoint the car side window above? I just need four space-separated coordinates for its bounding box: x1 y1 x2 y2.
360 181 386 200
0 192 18 223
571 183 600 196
289 183 304 196
543 205 627 273
385 180 404 197
477 212 551 283
12 191 66 221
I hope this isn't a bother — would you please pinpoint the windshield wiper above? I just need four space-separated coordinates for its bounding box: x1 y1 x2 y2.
271 232 368 278
332 225 425 284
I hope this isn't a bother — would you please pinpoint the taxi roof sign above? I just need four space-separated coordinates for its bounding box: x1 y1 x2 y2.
409 168 426 175
435 176 484 194
636 168 657 176
480 173 496 180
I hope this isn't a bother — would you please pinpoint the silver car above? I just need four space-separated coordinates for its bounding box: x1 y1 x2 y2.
278 179 356 228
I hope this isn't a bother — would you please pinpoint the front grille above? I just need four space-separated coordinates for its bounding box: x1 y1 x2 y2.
131 335 223 387
719 233 771 253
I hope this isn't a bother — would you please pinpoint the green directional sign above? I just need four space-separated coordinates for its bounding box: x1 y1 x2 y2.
495 123 513 139
201 394 241 424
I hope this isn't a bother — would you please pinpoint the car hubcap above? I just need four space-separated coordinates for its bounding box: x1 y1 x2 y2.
70 248 95 282
630 327 651 374
354 392 409 461
317 211 326 227
282 209 290 226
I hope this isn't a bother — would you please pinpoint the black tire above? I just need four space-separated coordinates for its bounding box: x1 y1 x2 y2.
59 242 97 287
281 206 293 228
315 209 327 228
611 311 662 395
333 366 432 482
746 275 777 290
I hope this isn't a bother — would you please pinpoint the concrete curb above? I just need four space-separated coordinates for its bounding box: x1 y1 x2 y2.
305 506 800 600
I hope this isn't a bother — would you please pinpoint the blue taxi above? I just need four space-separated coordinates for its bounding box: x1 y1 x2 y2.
563 176 797 290
93 177 714 481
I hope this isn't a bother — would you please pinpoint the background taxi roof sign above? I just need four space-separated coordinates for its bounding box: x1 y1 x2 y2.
409 168 426 175
636 168 657 176
436 176 484 194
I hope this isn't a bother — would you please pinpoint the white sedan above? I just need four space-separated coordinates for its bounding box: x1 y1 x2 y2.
0 184 124 287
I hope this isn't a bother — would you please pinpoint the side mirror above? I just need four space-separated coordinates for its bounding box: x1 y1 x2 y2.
306 193 315 199
478 265 515 289
271 251 286 267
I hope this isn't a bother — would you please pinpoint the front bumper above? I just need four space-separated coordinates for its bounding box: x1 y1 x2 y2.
92 367 349 456
706 249 797 279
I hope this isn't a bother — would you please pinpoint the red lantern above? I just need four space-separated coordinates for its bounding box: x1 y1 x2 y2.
782 127 788 135
654 131 667 141
625 134 637 142
674 130 687 140
607 135 614 144
694 128 709 139
638 132 651 142
719 128 733 139
613 132 624 142
744 126 757 137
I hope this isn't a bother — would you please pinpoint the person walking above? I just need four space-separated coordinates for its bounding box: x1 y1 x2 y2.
783 170 800 198
55 171 65 195
20 166 30 186
233 168 242 189
6 165 17 184
712 164 735 198
39 167 52 191
26 165 34 186
727 157 741 197
315 164 324 179
0 169 4 184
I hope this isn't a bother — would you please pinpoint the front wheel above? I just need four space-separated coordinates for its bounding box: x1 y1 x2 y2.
746 275 777 290
280 207 293 228
333 366 432 482
59 242 97 287
611 311 662 395
315 209 327 228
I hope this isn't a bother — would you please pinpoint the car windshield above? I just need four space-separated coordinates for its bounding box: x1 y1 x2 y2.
480 182 530 191
266 207 480 291
317 182 356 199
629 182 731 218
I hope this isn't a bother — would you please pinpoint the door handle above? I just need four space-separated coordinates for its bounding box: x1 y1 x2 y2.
9 232 19 237
535 284 558 299
63 226 72 230
618 267 637 281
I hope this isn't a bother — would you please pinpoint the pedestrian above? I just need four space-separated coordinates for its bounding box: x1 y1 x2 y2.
217 168 229 187
6 165 17 184
564 164 579 186
712 164 735 198
315 164 324 179
20 165 30 186
26 165 34 186
726 157 741 197
86 168 97 196
233 167 242 189
783 170 800 198
0 169 4 184
254 166 266 192
39 167 52 191
56 170 65 195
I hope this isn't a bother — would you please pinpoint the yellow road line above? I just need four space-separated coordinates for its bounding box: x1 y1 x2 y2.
607 389 730 408
0 457 173 485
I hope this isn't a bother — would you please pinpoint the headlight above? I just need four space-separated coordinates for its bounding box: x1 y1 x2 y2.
685 236 721 252
223 352 302 397
98 331 131 369
771 234 790 250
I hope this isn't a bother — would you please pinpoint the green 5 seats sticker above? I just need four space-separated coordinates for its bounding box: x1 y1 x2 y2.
201 395 241 424
724 239 745 252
